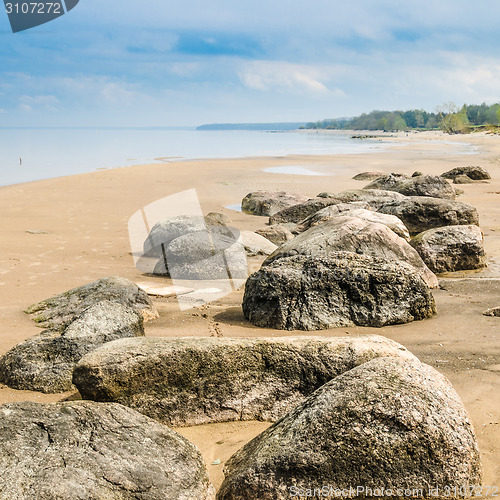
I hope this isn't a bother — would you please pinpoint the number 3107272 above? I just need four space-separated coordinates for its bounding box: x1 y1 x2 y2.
5 3 62 14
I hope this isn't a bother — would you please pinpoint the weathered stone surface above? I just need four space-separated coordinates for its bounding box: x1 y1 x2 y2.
483 306 500 317
365 174 456 199
73 335 416 426
241 191 309 216
329 189 407 209
268 197 343 224
218 357 482 500
25 276 158 327
255 225 295 245
143 215 234 259
294 206 410 240
240 230 278 256
243 252 436 330
378 196 480 235
352 171 384 181
441 166 491 181
153 230 248 280
0 300 145 393
362 172 409 190
411 225 486 273
265 217 437 288
143 215 206 258
0 401 214 500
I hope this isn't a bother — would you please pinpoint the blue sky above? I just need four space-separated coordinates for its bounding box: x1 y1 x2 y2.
1 0 500 127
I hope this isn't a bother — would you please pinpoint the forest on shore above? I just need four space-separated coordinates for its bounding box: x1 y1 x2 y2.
304 102 500 134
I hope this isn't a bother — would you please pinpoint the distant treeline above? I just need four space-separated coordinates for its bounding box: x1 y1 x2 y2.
197 122 305 131
304 102 500 134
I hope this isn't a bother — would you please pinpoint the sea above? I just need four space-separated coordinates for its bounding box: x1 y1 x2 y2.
0 127 476 187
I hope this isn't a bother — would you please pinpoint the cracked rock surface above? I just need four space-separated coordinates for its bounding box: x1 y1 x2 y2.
0 401 215 500
73 335 416 426
218 358 482 500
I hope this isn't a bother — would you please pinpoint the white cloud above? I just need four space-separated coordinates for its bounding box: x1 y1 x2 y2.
239 61 333 95
19 95 59 112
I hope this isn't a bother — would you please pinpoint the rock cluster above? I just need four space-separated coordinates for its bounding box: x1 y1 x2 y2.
0 299 145 393
364 173 457 199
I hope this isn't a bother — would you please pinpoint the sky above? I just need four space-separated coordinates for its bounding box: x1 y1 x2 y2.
1 0 500 127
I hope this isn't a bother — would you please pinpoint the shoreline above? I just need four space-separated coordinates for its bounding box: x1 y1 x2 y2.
0 130 499 490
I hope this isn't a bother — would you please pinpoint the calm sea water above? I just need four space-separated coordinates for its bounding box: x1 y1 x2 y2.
0 128 389 187
0 128 476 187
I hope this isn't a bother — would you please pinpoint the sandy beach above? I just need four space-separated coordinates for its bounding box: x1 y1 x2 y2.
0 130 499 492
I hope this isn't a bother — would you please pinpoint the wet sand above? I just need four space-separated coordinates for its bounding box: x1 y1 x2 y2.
0 130 499 491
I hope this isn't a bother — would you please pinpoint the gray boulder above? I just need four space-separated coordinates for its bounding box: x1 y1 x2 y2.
362 172 409 190
25 276 159 327
265 217 437 288
410 225 486 273
365 174 456 199
441 166 491 181
241 191 309 216
255 225 295 245
352 171 384 180
240 230 278 256
73 335 416 426
243 252 436 330
0 300 145 393
143 215 234 259
294 205 410 240
0 401 214 500
378 196 480 235
218 358 482 500
153 230 248 280
268 197 343 224
327 189 407 209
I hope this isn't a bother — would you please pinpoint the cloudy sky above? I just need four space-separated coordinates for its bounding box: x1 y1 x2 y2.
1 0 500 127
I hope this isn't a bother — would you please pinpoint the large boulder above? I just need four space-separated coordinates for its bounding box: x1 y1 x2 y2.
362 172 409 190
378 196 480 235
240 230 277 256
268 197 343 224
325 189 407 210
410 225 486 273
265 217 437 288
0 300 145 393
143 215 234 259
73 335 416 427
0 401 214 500
441 166 491 181
255 225 295 245
218 358 482 500
153 230 247 280
25 276 159 327
243 252 436 330
241 191 309 216
294 205 410 240
365 174 456 199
